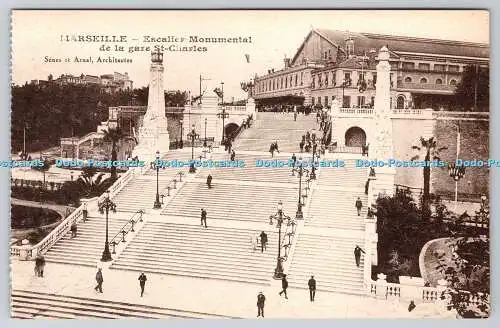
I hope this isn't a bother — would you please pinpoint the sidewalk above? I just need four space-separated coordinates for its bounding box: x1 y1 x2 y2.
11 260 413 318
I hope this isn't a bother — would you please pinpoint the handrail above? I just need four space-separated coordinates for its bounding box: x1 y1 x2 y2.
109 210 144 248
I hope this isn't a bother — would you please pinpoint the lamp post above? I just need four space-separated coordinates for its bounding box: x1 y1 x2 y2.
269 201 291 279
217 106 229 144
204 118 207 147
292 158 309 219
153 150 162 209
477 195 489 228
221 81 224 105
98 190 116 262
179 119 184 149
448 163 466 212
187 124 199 173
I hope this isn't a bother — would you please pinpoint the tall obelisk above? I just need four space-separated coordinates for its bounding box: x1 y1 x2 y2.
133 50 170 160
372 46 396 195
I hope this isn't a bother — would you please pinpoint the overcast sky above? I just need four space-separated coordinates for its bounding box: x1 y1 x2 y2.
11 10 489 101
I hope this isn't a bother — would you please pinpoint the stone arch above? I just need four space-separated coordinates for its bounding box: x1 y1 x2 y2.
396 94 406 109
404 76 412 83
345 126 367 147
225 123 239 140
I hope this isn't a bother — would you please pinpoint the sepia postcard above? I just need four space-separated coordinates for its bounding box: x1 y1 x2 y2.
9 10 490 319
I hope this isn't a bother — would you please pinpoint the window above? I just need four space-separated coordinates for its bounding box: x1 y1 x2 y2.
311 75 315 88
300 72 303 85
318 97 321 105
325 73 329 86
450 79 457 86
435 78 443 85
404 76 412 83
295 74 298 86
324 96 328 106
390 62 399 70
312 97 315 106
281 78 283 89
357 96 365 107
420 77 428 84
332 72 336 85
344 72 351 81
434 64 445 71
318 75 322 87
418 63 430 71
285 77 288 89
402 62 415 70
342 95 351 108
448 65 459 73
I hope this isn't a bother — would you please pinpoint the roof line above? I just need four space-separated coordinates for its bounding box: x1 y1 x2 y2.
360 32 488 48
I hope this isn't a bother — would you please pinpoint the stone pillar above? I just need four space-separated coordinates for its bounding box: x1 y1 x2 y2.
375 273 388 300
372 46 396 196
399 276 424 302
246 98 256 118
133 50 170 160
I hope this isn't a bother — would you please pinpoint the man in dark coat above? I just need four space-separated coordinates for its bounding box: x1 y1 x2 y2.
308 275 316 302
355 197 363 216
201 208 207 228
354 245 366 267
408 300 416 312
138 272 147 297
257 292 265 317
291 153 297 168
34 255 45 277
95 268 103 293
279 274 288 299
259 231 268 253
206 174 213 189
299 141 304 153
230 149 236 161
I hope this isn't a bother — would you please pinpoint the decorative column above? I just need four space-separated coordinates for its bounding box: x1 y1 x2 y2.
372 46 396 196
133 50 170 160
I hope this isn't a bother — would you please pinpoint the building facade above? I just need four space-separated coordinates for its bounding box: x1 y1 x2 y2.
31 72 134 92
252 29 489 110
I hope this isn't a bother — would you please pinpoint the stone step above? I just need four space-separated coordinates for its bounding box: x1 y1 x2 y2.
11 290 234 319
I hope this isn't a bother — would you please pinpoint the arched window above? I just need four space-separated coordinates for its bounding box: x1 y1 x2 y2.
396 95 405 109
435 78 443 85
420 77 428 84
450 79 457 86
404 76 412 83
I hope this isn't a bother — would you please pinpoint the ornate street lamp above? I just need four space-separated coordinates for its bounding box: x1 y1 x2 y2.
98 190 117 262
269 201 291 280
292 158 309 219
204 118 208 147
448 163 466 212
187 124 199 173
217 106 229 144
153 150 162 209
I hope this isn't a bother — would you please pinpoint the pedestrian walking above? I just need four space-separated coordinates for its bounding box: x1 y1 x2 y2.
279 274 288 299
354 245 366 267
206 174 212 189
201 208 207 228
259 231 268 253
408 300 416 312
95 268 103 293
294 111 297 121
34 255 45 277
355 197 363 216
299 141 304 153
308 275 316 302
230 149 236 161
291 153 297 167
257 292 266 317
138 272 147 297
70 223 77 238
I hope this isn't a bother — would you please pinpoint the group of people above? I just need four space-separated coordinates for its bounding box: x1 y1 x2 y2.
299 132 326 155
94 268 147 297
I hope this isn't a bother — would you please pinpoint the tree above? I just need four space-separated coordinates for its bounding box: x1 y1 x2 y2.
453 64 489 112
102 128 125 180
411 137 447 217
76 166 108 197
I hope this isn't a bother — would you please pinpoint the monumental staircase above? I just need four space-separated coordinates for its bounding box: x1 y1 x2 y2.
11 111 376 317
235 112 317 152
111 222 277 285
